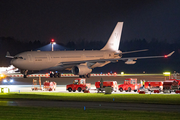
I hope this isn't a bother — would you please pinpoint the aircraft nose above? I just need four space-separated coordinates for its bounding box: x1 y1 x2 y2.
11 59 18 67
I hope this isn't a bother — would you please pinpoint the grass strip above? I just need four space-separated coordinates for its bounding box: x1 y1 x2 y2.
0 106 179 120
0 92 180 104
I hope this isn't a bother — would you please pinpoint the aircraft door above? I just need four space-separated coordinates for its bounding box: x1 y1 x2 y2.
27 54 33 62
47 54 51 62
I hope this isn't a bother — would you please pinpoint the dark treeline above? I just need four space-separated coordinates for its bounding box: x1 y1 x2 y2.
0 37 179 73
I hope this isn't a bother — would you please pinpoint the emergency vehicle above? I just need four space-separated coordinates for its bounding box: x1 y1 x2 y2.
144 81 163 92
118 78 141 92
95 81 118 92
66 78 91 92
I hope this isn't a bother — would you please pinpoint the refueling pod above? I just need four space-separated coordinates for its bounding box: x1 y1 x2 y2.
125 59 136 64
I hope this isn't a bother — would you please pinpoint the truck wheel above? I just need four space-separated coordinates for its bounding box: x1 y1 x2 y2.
78 87 82 92
128 87 131 92
119 88 123 92
68 88 72 92
73 90 76 92
134 90 137 92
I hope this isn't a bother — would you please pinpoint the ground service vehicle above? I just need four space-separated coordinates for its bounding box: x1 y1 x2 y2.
144 81 163 92
43 81 57 91
168 79 180 86
2 77 14 85
66 78 91 92
163 80 179 93
95 81 118 92
118 78 141 92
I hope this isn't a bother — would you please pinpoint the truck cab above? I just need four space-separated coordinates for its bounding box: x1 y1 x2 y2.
66 78 91 92
118 78 140 92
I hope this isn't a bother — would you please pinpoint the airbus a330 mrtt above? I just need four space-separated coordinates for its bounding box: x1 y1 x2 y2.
6 22 174 78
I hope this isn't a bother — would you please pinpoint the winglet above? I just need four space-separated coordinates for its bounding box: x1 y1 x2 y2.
167 51 175 57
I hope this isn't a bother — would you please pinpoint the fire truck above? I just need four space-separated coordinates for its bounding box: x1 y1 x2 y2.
118 78 141 92
163 80 179 93
66 78 91 92
95 81 118 92
144 81 163 92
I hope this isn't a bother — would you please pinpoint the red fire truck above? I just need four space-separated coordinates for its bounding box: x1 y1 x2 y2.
118 78 141 92
95 81 118 92
66 78 91 92
163 80 179 93
144 81 163 92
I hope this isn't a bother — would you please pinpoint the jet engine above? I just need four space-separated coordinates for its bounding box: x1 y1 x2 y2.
125 59 136 64
71 65 92 75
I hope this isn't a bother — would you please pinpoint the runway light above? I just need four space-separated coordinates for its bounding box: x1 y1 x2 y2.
163 72 171 76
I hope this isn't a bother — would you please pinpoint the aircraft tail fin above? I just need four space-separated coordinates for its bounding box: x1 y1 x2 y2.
101 22 123 51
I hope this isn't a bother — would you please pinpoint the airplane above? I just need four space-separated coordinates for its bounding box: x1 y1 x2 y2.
6 22 174 78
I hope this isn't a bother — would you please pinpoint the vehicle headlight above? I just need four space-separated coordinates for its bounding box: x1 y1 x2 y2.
10 79 14 83
3 79 7 83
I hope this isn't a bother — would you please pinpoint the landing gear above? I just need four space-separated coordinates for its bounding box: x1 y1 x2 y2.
21 69 28 78
50 72 61 78
79 73 90 78
86 73 90 78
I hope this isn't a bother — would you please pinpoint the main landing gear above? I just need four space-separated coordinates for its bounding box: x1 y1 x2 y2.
79 73 90 78
50 72 61 78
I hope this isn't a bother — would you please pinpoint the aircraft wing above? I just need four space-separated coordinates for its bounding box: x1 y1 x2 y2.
60 51 175 65
120 49 148 54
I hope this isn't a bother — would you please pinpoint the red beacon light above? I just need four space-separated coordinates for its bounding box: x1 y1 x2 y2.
51 39 54 42
164 55 168 58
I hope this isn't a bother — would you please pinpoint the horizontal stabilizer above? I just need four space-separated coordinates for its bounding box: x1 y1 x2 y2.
6 51 15 58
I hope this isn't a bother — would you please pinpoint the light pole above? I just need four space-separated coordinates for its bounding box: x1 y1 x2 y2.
50 39 56 51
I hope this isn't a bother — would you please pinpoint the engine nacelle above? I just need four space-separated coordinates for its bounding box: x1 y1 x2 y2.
71 65 92 75
125 59 136 64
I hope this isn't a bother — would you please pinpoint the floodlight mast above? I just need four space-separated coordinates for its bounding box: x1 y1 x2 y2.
50 39 56 51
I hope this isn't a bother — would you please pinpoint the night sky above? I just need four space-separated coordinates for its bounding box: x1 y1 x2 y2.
1 0 180 44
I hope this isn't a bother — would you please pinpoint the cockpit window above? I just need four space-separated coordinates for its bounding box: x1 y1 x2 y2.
14 57 23 59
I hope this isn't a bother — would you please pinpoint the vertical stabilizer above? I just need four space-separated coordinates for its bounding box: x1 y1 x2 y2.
101 22 123 51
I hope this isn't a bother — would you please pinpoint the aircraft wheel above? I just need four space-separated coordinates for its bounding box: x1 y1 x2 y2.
86 73 90 78
23 74 27 78
58 73 61 78
50 73 54 78
79 75 82 78
54 73 57 78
